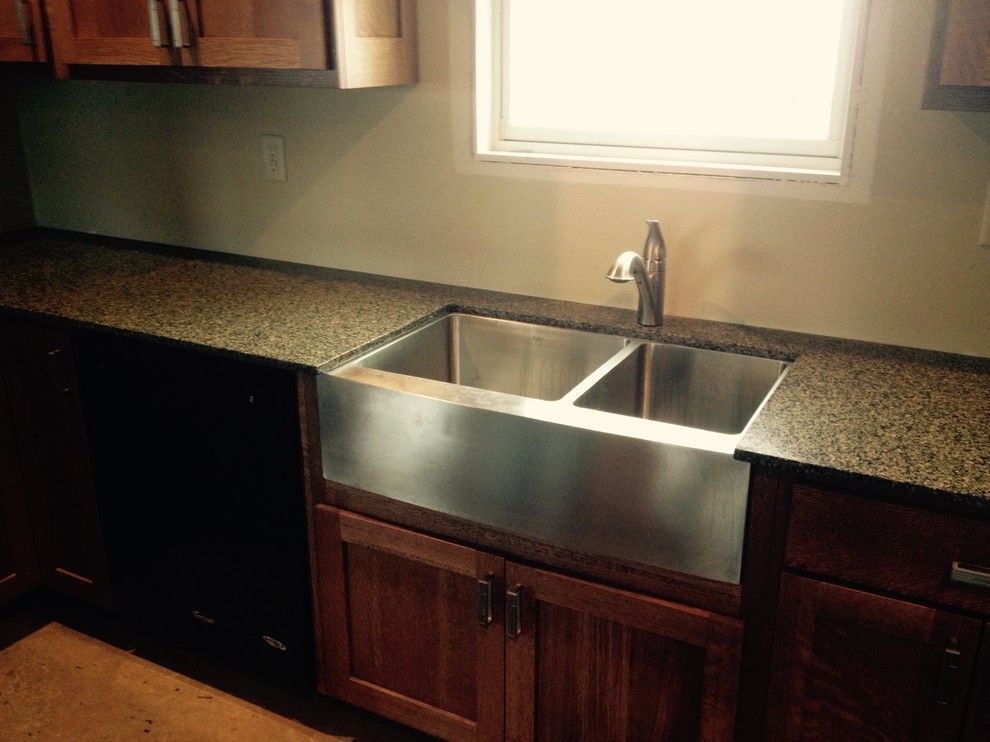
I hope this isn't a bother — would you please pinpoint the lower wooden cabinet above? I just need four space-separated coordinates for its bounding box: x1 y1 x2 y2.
767 574 982 741
0 322 111 608
314 505 505 741
0 362 40 605
313 505 743 741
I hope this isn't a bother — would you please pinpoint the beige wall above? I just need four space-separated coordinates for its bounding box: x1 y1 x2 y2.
16 1 990 357
1 86 33 233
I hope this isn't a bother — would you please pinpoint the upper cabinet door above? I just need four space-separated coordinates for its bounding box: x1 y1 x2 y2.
924 0 990 110
179 0 328 69
331 0 417 87
0 0 48 62
504 562 743 741
938 0 990 87
45 0 175 76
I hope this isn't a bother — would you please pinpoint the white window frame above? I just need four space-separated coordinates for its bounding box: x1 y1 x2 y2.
474 0 872 184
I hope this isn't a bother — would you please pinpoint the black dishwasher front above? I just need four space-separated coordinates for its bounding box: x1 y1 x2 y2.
75 333 314 689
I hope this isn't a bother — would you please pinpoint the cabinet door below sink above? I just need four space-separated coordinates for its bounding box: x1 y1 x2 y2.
504 563 743 741
314 506 505 741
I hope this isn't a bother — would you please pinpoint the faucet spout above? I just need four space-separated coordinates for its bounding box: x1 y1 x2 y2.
606 220 666 326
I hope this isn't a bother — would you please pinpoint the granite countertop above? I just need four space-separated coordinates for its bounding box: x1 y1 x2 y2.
1 236 988 516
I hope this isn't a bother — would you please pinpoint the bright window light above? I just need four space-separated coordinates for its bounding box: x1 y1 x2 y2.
475 0 866 179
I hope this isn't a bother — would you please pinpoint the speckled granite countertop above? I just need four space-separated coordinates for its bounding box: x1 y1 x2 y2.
1 236 988 516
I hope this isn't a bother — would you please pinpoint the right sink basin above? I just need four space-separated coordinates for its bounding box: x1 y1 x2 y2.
574 342 787 435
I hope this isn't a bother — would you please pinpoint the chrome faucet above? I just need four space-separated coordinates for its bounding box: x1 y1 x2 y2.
606 220 666 326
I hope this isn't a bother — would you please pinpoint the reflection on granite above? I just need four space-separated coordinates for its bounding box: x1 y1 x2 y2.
1 237 988 513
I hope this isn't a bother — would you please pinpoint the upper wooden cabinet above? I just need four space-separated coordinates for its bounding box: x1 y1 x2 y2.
924 0 990 110
0 0 47 62
43 0 418 87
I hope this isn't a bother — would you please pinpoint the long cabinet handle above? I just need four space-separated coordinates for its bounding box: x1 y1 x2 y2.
477 577 494 627
15 0 31 45
935 646 962 706
167 0 190 48
949 561 990 590
506 584 522 639
147 0 165 47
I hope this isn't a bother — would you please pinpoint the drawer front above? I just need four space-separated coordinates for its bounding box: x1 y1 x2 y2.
786 485 990 615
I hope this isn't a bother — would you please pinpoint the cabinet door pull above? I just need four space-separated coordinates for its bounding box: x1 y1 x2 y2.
949 561 990 589
506 584 522 639
15 0 31 45
477 576 494 627
47 349 70 394
167 0 190 48
147 0 164 47
935 646 962 706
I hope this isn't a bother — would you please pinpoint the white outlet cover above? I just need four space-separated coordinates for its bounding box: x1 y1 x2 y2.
261 135 286 182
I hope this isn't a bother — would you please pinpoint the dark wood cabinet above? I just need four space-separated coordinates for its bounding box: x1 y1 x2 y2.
313 505 743 741
0 0 47 62
768 574 981 741
924 0 990 110
43 0 418 86
314 506 504 741
0 360 40 605
504 562 742 742
0 322 111 608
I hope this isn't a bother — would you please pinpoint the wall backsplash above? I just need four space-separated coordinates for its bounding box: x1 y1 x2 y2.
14 0 990 357
0 88 34 233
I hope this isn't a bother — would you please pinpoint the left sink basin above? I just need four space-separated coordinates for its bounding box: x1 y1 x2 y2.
343 313 629 400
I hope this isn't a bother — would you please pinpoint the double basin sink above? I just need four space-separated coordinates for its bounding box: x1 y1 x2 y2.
318 314 787 584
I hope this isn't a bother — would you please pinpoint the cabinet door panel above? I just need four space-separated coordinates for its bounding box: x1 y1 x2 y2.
0 323 111 608
45 0 174 74
183 0 326 69
505 563 742 742
0 365 39 605
314 506 504 741
0 0 47 62
768 574 981 741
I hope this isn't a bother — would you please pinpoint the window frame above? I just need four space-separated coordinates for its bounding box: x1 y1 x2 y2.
474 0 871 183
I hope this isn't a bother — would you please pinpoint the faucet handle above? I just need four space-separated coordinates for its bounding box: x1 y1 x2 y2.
643 220 666 264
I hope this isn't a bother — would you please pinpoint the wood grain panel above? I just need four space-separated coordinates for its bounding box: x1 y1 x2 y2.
194 37 299 68
0 362 40 605
187 0 326 69
0 0 47 62
346 543 478 720
0 323 111 608
313 505 504 741
768 574 980 742
939 0 990 86
534 601 705 741
45 0 175 76
331 0 416 87
786 485 990 615
924 0 990 110
505 562 742 742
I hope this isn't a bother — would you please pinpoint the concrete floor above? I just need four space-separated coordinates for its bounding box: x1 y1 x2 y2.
0 596 430 741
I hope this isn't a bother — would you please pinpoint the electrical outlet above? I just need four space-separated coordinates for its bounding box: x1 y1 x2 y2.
261 135 286 182
980 182 990 248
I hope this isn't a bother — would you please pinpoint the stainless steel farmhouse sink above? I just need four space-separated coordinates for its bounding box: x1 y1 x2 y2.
318 314 788 584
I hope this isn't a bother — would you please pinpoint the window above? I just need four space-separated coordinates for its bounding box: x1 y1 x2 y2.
475 1 867 181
